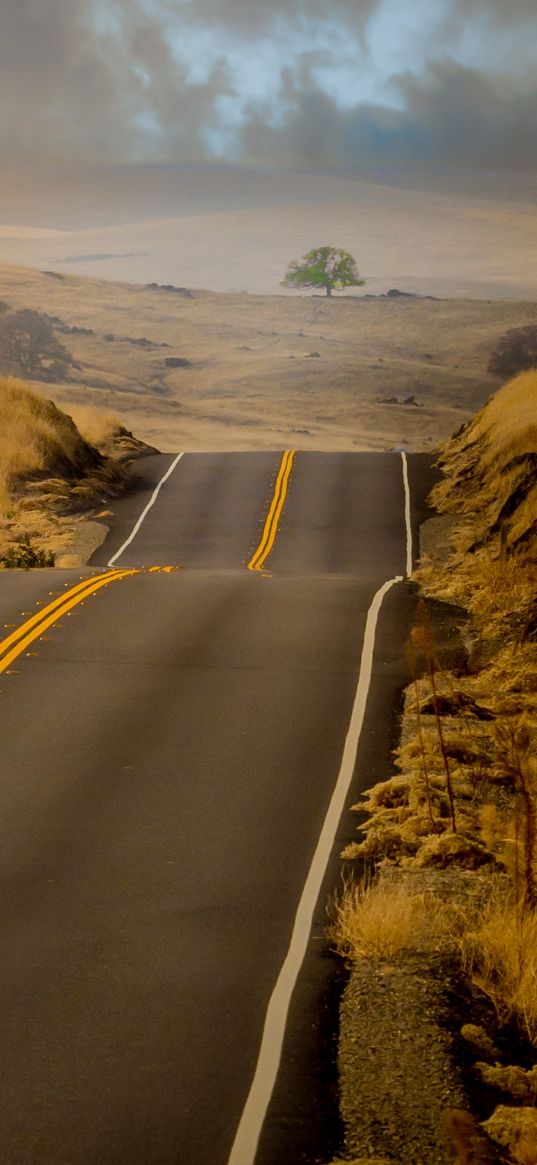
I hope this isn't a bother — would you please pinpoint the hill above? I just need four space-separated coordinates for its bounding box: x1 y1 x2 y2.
0 264 536 453
0 377 154 567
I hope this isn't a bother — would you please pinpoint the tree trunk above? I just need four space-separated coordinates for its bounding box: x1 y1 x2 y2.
325 285 332 297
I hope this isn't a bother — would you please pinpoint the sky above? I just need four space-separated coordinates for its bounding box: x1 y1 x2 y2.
1 0 537 175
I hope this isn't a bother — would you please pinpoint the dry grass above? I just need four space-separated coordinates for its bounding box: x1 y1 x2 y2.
1 263 537 453
429 372 537 556
461 898 537 1044
330 878 450 961
470 370 537 465
67 404 121 449
0 376 83 513
0 376 129 564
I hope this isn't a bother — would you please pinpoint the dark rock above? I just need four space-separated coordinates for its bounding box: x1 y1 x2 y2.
385 288 417 298
146 282 194 298
164 357 193 368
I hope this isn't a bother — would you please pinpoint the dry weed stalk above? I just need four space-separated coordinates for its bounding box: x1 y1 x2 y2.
410 600 457 832
493 717 537 911
406 640 438 833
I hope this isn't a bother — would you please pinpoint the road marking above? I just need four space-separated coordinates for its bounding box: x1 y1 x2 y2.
226 573 403 1165
248 451 295 571
0 569 138 673
401 451 413 576
107 453 185 567
0 570 128 662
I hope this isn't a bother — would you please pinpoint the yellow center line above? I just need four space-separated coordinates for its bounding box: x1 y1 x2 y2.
248 450 296 572
0 569 139 674
0 569 129 661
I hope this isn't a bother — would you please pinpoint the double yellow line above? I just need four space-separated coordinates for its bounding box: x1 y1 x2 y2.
248 450 296 572
0 568 139 675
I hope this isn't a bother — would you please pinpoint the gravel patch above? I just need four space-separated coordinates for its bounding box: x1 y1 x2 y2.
338 953 468 1164
55 519 108 567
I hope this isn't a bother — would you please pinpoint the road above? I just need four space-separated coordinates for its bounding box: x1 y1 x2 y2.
0 450 434 1165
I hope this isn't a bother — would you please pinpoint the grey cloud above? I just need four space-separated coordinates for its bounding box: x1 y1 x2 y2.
158 0 380 36
0 0 146 160
399 62 537 171
240 60 537 173
0 0 536 173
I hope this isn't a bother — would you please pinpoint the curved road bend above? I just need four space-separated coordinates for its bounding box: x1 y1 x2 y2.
0 450 435 1165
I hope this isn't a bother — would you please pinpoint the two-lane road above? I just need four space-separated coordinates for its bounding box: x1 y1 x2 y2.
0 451 434 1165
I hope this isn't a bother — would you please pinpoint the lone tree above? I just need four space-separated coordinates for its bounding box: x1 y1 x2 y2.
282 246 364 297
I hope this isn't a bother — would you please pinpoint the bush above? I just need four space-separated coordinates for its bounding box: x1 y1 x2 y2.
0 534 55 569
488 326 537 380
0 310 71 382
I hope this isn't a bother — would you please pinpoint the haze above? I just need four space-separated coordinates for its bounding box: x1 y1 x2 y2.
1 1 537 296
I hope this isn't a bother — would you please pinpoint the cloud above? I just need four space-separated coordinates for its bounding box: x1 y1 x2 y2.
0 0 536 173
0 0 145 160
399 61 537 171
239 58 537 172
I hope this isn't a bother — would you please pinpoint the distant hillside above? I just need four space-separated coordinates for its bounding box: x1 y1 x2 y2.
1 160 537 299
1 263 537 453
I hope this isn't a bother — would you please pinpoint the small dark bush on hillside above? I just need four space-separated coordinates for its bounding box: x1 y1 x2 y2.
488 325 537 379
0 310 72 381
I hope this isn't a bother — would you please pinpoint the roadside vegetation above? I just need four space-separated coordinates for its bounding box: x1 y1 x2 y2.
0 376 153 568
332 371 537 1164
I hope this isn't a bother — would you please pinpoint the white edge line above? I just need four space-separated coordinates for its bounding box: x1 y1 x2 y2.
401 451 413 577
107 453 185 567
226 571 404 1165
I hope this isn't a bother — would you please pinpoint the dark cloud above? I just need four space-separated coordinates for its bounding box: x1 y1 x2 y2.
0 0 536 174
0 0 145 159
235 56 537 176
399 62 537 171
157 0 380 36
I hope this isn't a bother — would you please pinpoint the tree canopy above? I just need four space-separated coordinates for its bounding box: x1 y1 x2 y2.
282 246 364 297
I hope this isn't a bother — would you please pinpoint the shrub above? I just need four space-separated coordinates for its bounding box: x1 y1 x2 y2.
488 326 537 380
0 309 71 381
0 534 55 569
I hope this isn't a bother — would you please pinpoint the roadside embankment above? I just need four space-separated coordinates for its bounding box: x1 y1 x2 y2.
330 372 537 1165
0 376 157 567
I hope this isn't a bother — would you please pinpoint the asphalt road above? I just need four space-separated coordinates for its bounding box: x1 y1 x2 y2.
0 450 435 1165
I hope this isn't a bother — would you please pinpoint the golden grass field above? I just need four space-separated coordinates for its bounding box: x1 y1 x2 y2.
1 262 537 454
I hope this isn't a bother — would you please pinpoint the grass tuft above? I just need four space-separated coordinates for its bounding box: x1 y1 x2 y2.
330 877 449 961
460 896 537 1045
67 404 121 448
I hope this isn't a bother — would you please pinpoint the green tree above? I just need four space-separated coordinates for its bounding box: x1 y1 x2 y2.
282 246 364 297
